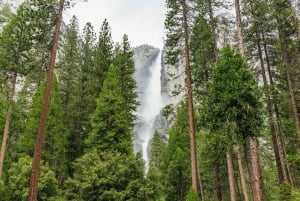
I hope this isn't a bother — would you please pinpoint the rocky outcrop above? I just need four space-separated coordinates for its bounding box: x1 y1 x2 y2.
161 46 186 105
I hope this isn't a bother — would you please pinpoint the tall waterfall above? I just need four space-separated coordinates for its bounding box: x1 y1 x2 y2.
134 49 165 168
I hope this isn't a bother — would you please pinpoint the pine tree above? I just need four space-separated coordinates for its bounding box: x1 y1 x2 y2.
94 19 114 92
64 151 146 201
149 130 165 168
113 34 138 125
18 76 67 182
207 45 264 201
2 155 61 201
0 1 37 179
162 101 191 201
85 64 132 154
165 0 199 192
57 15 82 174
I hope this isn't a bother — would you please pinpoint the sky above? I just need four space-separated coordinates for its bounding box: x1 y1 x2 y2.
64 0 166 48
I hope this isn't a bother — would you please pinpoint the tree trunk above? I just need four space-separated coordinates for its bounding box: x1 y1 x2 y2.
235 145 249 201
250 136 264 201
261 30 293 185
243 141 255 199
181 0 199 194
226 150 237 201
208 0 218 61
275 2 300 148
0 72 17 179
213 163 222 201
253 28 288 183
284 57 300 147
234 0 245 57
28 1 64 200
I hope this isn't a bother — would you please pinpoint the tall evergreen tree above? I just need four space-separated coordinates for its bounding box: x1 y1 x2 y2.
57 15 82 174
113 34 138 125
206 45 264 201
18 76 66 182
85 64 132 154
64 151 146 201
94 19 114 92
165 0 199 192
162 101 191 201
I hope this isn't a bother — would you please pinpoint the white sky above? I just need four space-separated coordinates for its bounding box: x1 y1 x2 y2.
64 0 166 48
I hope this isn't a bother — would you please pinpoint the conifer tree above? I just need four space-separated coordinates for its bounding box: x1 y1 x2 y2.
18 76 66 182
2 155 60 201
207 46 264 201
162 101 191 201
94 19 114 92
57 15 82 173
113 34 138 125
165 0 199 192
85 64 132 154
64 151 146 201
0 1 37 179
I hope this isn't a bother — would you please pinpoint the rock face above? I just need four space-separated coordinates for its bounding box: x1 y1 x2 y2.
161 47 186 105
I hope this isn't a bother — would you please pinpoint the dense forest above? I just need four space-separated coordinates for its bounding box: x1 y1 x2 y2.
0 0 300 200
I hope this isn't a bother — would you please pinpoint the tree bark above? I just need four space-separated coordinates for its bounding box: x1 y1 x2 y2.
213 163 222 201
208 0 218 61
0 72 17 179
235 145 249 201
261 30 293 185
234 0 245 57
253 28 288 183
243 141 255 199
226 150 237 201
181 0 199 194
28 1 64 200
275 2 300 148
250 136 264 201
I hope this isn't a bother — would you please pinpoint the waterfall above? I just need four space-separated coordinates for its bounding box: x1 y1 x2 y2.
134 50 164 169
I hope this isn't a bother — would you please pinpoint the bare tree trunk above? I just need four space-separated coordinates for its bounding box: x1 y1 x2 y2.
208 0 218 61
181 0 199 194
250 136 264 201
235 1 265 200
0 72 17 179
253 29 288 183
28 1 64 200
226 150 237 201
214 163 222 201
275 1 300 148
243 141 255 199
234 0 245 57
235 145 249 201
261 31 293 185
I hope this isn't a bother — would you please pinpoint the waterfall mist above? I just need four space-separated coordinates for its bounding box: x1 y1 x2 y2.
134 50 165 169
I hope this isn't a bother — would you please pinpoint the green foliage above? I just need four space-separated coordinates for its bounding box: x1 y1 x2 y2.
149 130 166 168
1 155 61 201
64 150 145 201
162 101 191 201
145 166 164 201
93 19 114 92
0 3 12 25
185 187 200 201
113 34 138 124
190 14 215 99
85 64 132 154
18 76 67 181
206 45 262 139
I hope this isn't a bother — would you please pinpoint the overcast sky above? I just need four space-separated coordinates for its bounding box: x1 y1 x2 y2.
64 0 166 48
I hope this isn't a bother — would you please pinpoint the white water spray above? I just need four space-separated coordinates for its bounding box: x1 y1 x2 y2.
135 50 164 168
